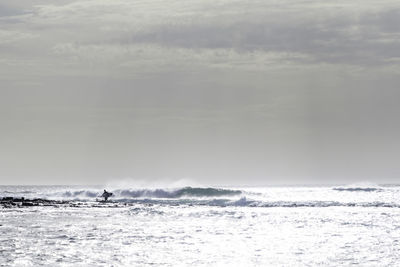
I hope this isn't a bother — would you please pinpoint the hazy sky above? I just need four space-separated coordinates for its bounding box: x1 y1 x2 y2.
1 0 400 185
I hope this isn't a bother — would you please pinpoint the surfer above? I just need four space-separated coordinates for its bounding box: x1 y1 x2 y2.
102 189 112 201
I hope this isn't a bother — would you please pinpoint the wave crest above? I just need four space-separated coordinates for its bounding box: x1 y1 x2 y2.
332 187 381 192
62 190 99 198
53 187 242 200
117 187 242 198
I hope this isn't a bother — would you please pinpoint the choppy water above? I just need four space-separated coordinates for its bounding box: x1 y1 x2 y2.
1 184 400 266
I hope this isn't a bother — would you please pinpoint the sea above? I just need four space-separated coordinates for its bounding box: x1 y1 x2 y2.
1 184 400 266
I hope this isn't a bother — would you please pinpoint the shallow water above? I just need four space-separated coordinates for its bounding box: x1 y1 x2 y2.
1 185 400 266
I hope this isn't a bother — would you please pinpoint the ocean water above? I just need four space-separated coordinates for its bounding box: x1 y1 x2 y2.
1 184 400 266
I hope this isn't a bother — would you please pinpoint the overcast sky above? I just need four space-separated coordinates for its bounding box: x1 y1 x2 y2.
1 0 400 185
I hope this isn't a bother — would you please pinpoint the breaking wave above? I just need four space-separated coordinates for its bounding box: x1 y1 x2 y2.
53 187 242 200
115 187 242 198
62 190 99 198
332 187 381 192
332 182 383 192
3 185 400 209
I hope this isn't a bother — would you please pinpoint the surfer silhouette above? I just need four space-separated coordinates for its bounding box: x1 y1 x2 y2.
102 189 112 201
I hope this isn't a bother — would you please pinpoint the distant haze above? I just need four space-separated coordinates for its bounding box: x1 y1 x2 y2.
1 0 399 185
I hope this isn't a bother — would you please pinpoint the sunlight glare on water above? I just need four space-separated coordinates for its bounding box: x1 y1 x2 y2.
1 185 400 266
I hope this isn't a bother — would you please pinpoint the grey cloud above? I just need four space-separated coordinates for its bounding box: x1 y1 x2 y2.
119 12 399 66
361 8 400 33
0 4 22 17
1 0 400 184
3 0 399 69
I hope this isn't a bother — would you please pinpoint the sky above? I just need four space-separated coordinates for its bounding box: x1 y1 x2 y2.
1 0 400 185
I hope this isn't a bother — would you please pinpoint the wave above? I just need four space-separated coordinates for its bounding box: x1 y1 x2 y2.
3 195 400 209
3 190 36 194
119 198 400 209
332 187 381 192
240 200 399 208
62 190 99 198
116 187 242 198
43 187 242 200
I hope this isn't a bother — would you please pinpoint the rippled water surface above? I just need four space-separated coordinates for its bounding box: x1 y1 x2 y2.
1 185 400 266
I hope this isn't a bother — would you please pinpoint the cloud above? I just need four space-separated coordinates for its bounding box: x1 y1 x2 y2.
0 4 23 17
1 0 400 81
15 0 398 66
0 29 36 44
1 0 400 184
